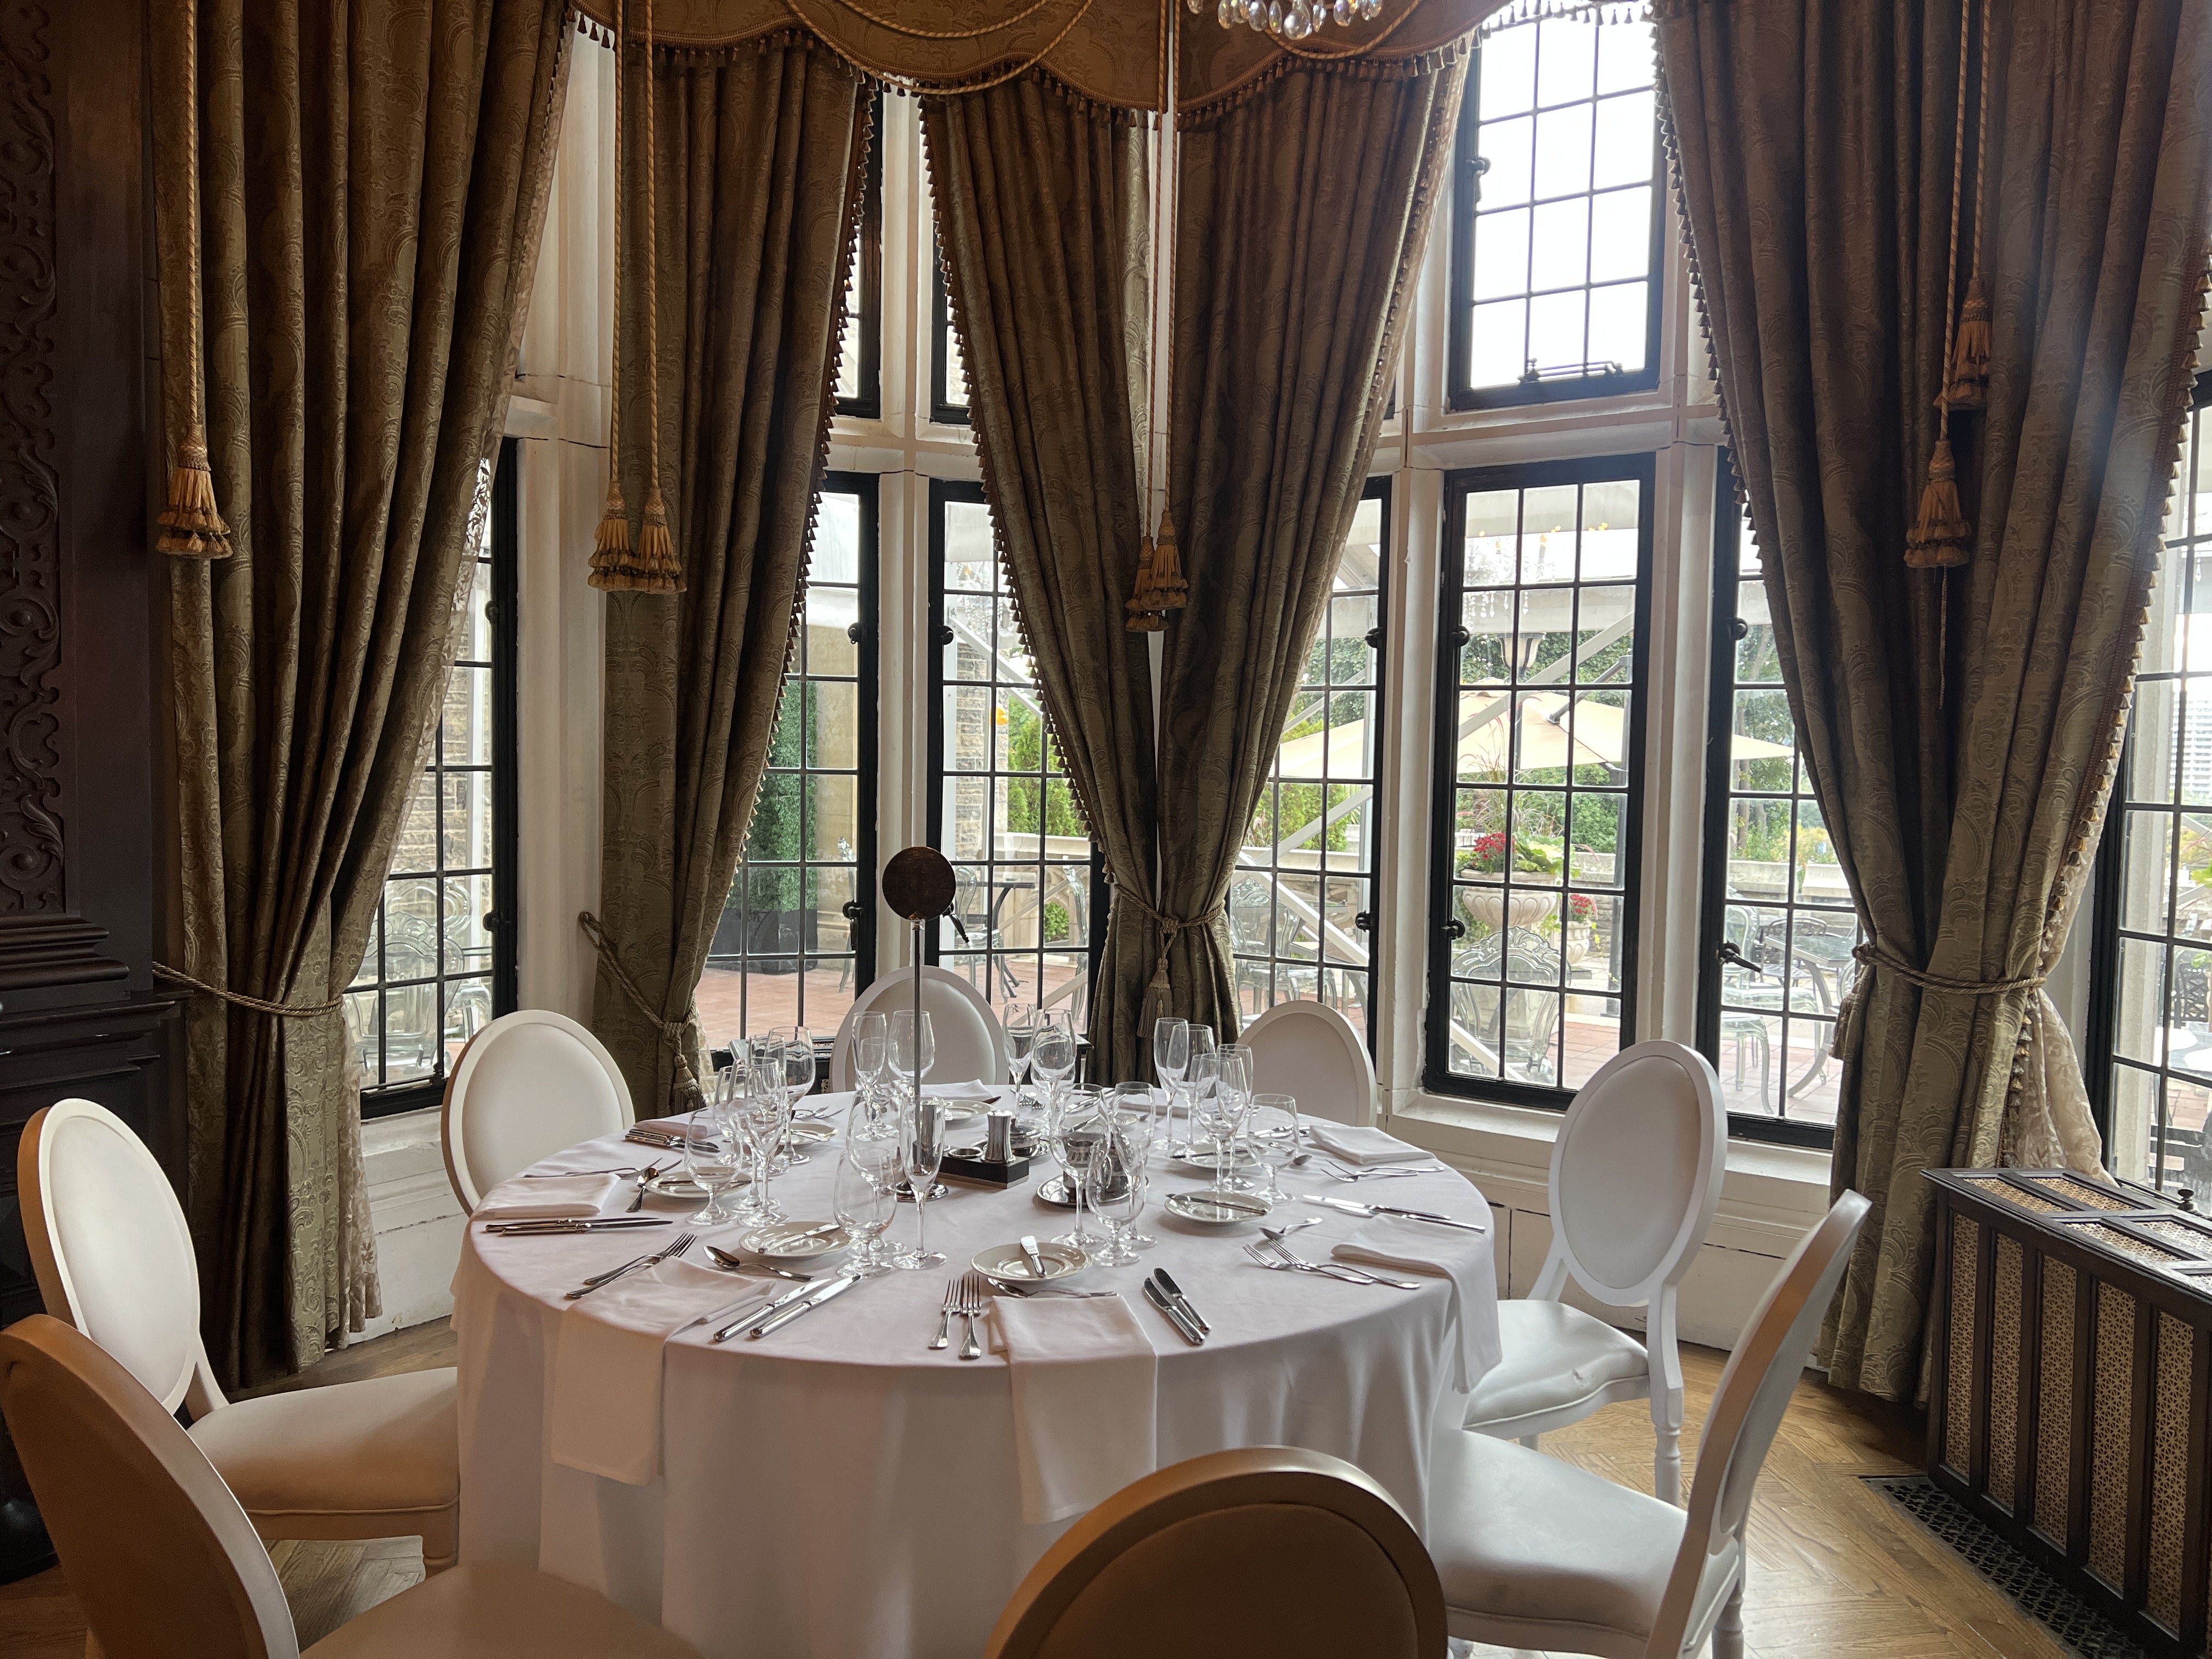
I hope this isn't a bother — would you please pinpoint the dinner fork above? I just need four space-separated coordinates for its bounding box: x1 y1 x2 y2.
567 1231 695 1299
928 1276 959 1351
1246 1239 1418 1290
957 1270 990 1361
625 1163 667 1214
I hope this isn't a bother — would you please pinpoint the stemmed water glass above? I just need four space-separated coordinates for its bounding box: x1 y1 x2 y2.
684 1069 747 1225
1004 1003 1040 1107
1050 1087 1109 1256
1181 1025 1219 1159
1201 1044 1256 1197
891 1008 935 1098
834 1136 901 1273
1153 1017 1188 1128
851 1011 888 1105
1246 1092 1302 1210
1091 1114 1155 1265
768 1026 815 1166
1030 1011 1077 1120
730 1050 786 1223
899 1094 949 1269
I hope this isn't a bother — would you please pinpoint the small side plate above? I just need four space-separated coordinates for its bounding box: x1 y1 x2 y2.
1032 1177 1076 1210
1171 1146 1262 1174
974 1239 1088 1285
1165 1190 1272 1228
738 1222 853 1268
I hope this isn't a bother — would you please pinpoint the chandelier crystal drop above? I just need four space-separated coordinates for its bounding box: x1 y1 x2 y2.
1187 0 1381 41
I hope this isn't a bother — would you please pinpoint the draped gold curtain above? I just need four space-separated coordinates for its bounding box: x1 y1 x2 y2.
923 83 1161 1082
157 0 571 1384
1152 55 1466 1051
1661 0 2212 1401
592 41 866 1108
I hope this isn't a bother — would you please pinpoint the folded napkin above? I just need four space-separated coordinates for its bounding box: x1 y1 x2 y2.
632 1114 710 1138
473 1174 620 1222
992 1295 1158 1525
1335 1217 1502 1391
550 1259 733 1485
924 1079 1000 1101
1306 1122 1430 1166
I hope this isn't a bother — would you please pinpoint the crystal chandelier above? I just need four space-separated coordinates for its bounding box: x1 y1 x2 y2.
1190 0 1385 42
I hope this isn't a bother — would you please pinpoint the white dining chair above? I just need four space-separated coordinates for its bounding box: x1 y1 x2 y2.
0 1313 697 1658
986 1447 1445 1658
441 1008 634 1210
1240 997 1376 1125
1429 1190 1870 1657
828 966 1005 1090
1459 1039 1726 1502
19 1099 461 1573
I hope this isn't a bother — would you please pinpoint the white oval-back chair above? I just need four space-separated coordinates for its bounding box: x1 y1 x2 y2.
1459 1039 1726 1501
20 1099 461 1573
0 1313 697 1658
828 966 1005 1091
1429 1191 1871 1657
441 1009 634 1210
1240 998 1376 1125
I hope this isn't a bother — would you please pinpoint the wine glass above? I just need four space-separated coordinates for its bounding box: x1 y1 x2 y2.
729 1053 786 1223
1182 1025 1219 1159
768 1026 815 1166
1051 1088 1109 1255
1031 1012 1077 1119
1153 1017 1189 1122
1198 1044 1254 1197
899 1094 949 1269
684 1077 746 1226
1106 1081 1160 1248
851 1011 889 1097
891 1008 935 1098
1004 1002 1040 1105
1092 1114 1155 1265
1247 1092 1302 1209
834 1137 901 1272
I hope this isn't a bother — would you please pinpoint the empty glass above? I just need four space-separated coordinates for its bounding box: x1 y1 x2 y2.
1051 1088 1110 1255
730 1054 786 1223
1031 1011 1077 1118
1181 1025 1220 1159
768 1026 815 1166
891 1008 935 1096
1153 1017 1189 1116
851 1011 889 1093
1203 1044 1256 1196
684 1081 746 1226
1247 1092 1302 1208
1092 1114 1154 1264
1106 1081 1160 1249
834 1137 901 1272
1005 1003 1040 1105
900 1094 949 1269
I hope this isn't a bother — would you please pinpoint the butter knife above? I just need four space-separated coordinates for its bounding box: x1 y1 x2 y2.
746 1273 860 1340
1152 1268 1210 1335
1299 1194 1488 1234
1019 1234 1048 1279
1142 1276 1204 1346
679 1289 774 1335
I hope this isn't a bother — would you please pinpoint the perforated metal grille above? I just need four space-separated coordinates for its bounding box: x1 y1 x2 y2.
1948 1217 1979 1474
2068 1222 2190 1269
2149 1314 2191 1628
2134 1216 2212 1258
2027 1175 2139 1213
2090 1284 2136 1588
1991 1235 2024 1508
2038 1260 2076 1545
1866 1476 2151 1659
1961 1175 2072 1217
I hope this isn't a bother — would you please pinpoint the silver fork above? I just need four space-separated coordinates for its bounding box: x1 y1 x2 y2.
625 1163 667 1214
1248 1237 1419 1290
567 1231 695 1299
957 1269 990 1361
928 1276 959 1351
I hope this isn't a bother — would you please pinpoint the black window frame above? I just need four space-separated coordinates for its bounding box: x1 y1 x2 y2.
1694 453 1846 1151
929 244 970 427
2086 370 2212 1190
924 477 1107 1020
1233 476 1390 1048
1424 452 1654 1108
357 438 520 1119
833 89 884 422
701 470 881 1038
1445 19 1666 414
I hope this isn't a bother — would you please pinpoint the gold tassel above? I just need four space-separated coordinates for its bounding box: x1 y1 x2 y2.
1125 533 1165 632
585 480 633 590
1945 275 1990 411
1904 435 1972 569
627 486 684 594
156 427 230 559
1147 505 1187 610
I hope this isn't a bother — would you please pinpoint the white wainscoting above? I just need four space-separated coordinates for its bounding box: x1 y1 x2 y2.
354 1107 464 1344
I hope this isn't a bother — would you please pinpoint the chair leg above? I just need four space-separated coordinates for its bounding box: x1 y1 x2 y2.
1649 1290 1688 1505
1711 1576 1745 1658
1519 1433 1539 1450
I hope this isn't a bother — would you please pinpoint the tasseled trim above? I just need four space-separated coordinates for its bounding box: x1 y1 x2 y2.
156 427 231 558
1177 30 1474 129
1146 506 1187 609
1904 435 1972 569
593 488 683 594
1477 0 1648 40
1945 275 1991 411
586 482 633 589
1125 533 1167 631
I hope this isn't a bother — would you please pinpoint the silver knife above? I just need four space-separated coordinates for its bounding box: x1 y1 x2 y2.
1152 1268 1210 1335
746 1273 860 1340
483 1217 672 1234
1019 1234 1048 1279
1299 1194 1488 1234
679 1289 774 1335
1142 1276 1204 1346
710 1277 820 1343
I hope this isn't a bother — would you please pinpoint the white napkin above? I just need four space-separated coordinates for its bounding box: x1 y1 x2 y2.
550 1259 733 1485
924 1079 1000 1101
1335 1217 1501 1391
1306 1122 1430 1166
992 1295 1158 1525
632 1114 711 1138
473 1174 620 1222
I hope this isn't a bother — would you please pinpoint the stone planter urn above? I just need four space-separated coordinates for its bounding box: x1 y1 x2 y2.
1461 888 1558 934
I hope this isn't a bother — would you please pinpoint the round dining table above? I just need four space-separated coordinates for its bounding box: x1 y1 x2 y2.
452 1091 1500 1658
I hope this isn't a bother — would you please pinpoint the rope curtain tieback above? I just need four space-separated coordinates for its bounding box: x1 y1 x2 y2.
1904 0 1980 574
156 0 231 560
1110 882 1225 1004
1944 0 1994 411
1848 943 2049 997
587 0 632 588
1126 0 1187 632
150 962 343 1018
578 911 704 1106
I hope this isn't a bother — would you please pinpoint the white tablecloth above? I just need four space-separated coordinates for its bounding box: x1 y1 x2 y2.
453 1092 1498 1658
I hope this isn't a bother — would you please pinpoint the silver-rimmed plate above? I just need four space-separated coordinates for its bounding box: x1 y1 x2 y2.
1170 1145 1262 1174
1032 1176 1076 1210
737 1221 853 1268
1164 1190 1272 1228
973 1239 1088 1286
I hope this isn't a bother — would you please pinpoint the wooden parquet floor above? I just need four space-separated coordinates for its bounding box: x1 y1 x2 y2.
0 1323 2074 1657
